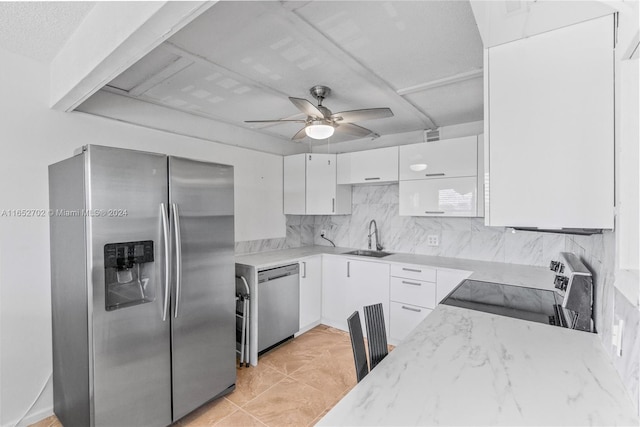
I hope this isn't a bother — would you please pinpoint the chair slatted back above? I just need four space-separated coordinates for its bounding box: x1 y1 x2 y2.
364 303 388 370
347 311 369 382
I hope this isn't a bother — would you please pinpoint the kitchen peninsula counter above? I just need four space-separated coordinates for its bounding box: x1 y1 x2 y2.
317 304 639 426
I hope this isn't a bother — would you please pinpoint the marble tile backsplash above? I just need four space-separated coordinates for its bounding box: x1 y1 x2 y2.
235 183 638 412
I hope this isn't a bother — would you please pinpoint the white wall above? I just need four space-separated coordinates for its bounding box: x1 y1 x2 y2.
0 46 284 426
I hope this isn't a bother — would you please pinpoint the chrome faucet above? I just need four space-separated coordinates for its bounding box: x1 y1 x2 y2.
368 220 383 251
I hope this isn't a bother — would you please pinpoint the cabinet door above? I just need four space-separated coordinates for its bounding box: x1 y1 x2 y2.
399 136 477 180
299 256 322 331
338 147 399 184
390 302 431 342
436 269 471 303
399 177 477 217
348 259 390 339
283 154 306 214
321 256 349 330
306 154 336 214
487 15 614 228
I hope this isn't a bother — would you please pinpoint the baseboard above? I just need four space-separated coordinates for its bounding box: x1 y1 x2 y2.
295 320 322 336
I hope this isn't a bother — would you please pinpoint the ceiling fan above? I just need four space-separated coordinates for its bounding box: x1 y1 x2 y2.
245 85 394 141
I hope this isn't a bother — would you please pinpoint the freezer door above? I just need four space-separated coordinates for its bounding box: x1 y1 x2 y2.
87 146 172 427
169 156 236 420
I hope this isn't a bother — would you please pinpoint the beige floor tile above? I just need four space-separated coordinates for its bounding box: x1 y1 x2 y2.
178 398 239 426
30 326 359 427
226 364 286 406
242 377 330 427
289 349 357 405
214 409 266 427
29 415 62 427
258 340 319 375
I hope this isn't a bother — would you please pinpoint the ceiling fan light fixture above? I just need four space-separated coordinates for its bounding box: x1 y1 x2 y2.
305 121 335 139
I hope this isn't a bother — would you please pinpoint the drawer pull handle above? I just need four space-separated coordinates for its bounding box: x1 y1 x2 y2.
425 173 445 177
364 177 381 181
402 280 422 286
425 211 445 214
402 305 421 313
402 268 422 273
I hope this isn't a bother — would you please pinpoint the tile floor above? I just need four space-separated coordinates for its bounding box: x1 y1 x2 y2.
32 325 387 427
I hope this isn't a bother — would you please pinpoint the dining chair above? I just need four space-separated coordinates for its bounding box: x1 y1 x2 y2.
364 303 388 370
347 311 369 382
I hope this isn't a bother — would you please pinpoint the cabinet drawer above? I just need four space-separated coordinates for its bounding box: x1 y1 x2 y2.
399 136 477 180
390 277 436 308
390 301 432 342
390 264 436 282
399 177 477 217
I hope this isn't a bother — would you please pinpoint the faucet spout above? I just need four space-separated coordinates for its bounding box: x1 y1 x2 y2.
368 219 383 251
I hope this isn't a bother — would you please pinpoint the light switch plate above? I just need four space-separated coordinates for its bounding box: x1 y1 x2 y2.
612 319 624 357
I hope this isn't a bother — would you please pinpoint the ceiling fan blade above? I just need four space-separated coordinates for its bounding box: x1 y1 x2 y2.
292 127 307 141
245 119 306 123
289 97 325 118
331 108 394 123
335 123 379 138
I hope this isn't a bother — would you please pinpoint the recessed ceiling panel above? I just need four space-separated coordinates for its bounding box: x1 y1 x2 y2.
405 78 483 126
101 1 485 151
166 1 433 132
141 61 296 124
294 1 483 90
109 48 181 92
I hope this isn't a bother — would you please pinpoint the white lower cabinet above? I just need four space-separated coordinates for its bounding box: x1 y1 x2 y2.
436 269 472 303
390 302 432 342
298 256 322 333
389 264 437 342
319 257 469 343
321 256 390 338
321 256 349 330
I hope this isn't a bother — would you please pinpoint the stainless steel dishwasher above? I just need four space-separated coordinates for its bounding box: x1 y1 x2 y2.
257 263 300 353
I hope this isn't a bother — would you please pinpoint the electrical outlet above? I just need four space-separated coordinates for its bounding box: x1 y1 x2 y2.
427 235 439 246
320 229 326 237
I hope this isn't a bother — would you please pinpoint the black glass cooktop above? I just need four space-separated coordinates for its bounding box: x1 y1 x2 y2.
441 279 564 326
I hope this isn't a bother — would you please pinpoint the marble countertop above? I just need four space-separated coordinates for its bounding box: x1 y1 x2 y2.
317 304 640 426
235 245 556 290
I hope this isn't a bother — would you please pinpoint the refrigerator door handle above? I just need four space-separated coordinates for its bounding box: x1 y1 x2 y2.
161 203 170 321
173 203 182 318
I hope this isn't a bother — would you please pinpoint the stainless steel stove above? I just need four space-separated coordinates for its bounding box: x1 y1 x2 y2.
442 253 594 332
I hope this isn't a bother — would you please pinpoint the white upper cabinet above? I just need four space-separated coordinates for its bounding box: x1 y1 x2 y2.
485 15 614 229
399 136 477 180
399 177 478 217
337 146 399 184
284 153 351 215
398 136 481 217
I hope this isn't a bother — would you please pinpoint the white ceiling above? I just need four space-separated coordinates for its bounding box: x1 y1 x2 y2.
102 1 483 149
0 1 94 63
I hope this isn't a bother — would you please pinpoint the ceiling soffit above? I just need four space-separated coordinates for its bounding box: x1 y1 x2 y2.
103 1 483 148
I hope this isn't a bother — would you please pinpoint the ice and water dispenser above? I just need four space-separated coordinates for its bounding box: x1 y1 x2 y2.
104 240 155 310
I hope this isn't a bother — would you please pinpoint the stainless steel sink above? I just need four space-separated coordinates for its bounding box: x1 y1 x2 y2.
343 249 393 258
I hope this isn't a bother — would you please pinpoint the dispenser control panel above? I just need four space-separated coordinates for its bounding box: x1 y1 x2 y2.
104 240 154 269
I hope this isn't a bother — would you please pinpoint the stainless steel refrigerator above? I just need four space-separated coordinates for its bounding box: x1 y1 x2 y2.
49 145 236 427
